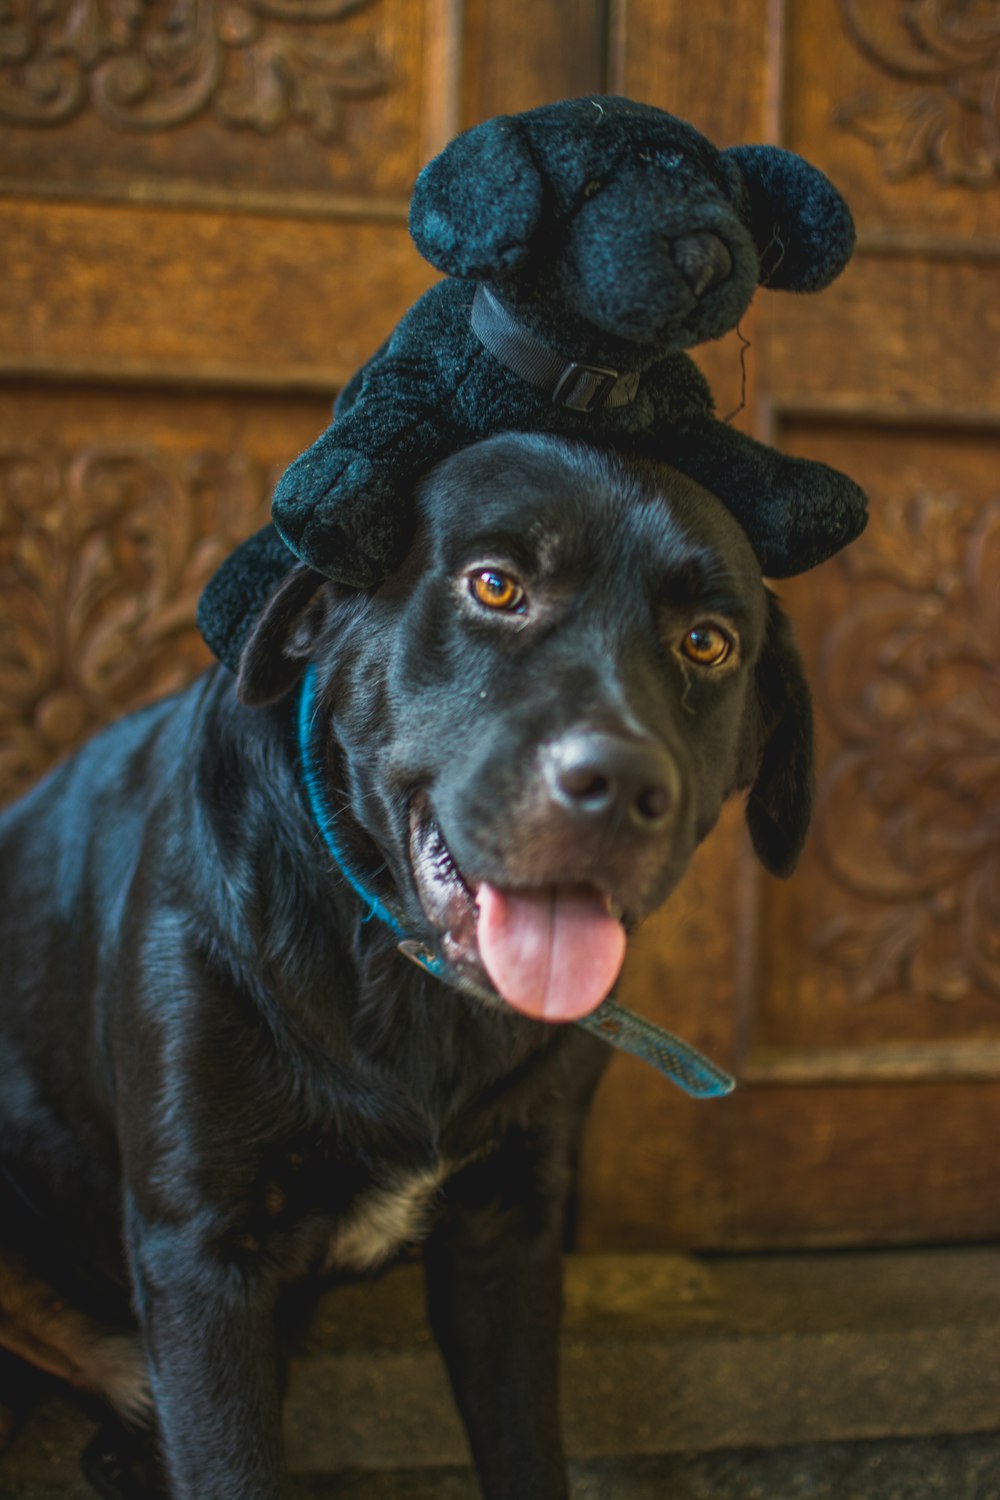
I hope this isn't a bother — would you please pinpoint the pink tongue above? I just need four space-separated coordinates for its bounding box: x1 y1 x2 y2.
476 883 627 1022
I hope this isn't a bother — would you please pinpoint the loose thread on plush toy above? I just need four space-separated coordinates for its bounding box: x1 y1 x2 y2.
722 320 752 424
758 223 787 288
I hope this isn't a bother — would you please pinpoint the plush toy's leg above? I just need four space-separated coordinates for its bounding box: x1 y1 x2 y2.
196 524 301 673
198 378 456 669
272 444 399 587
657 417 868 576
332 337 389 421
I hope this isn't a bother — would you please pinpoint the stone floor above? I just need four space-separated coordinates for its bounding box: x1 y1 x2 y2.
2 1248 998 1498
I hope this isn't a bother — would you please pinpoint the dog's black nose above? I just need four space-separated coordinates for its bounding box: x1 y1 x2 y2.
671 231 733 296
545 731 680 833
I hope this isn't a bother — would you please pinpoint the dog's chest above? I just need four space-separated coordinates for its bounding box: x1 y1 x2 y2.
321 1162 451 1273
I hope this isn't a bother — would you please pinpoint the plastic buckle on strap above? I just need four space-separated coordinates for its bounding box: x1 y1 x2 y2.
552 361 622 412
397 939 445 978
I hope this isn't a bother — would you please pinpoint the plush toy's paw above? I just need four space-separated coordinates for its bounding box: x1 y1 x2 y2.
769 482 868 575
650 420 868 576
731 462 868 577
273 450 411 586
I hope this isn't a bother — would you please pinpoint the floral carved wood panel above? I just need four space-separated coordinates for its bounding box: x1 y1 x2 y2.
0 0 387 138
836 0 1000 187
0 0 439 206
783 0 1000 247
812 482 1000 1010
0 390 330 808
745 427 1000 1079
0 442 264 803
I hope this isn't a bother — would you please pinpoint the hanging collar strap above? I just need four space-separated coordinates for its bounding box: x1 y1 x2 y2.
471 284 642 414
297 665 733 1100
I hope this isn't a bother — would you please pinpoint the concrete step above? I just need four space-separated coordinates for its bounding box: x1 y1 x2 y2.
2 1249 999 1496
3 1438 1000 1500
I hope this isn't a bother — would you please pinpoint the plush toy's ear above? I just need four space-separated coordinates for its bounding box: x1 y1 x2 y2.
409 116 545 280
742 594 815 878
236 564 327 707
722 144 856 293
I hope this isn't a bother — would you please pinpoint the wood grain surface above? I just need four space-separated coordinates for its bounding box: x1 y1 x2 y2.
3 0 998 1249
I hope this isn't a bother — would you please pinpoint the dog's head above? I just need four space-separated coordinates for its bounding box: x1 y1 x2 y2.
409 96 855 356
238 434 812 1021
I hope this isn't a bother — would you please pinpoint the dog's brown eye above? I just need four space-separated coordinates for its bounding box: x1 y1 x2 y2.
469 569 524 612
681 624 732 667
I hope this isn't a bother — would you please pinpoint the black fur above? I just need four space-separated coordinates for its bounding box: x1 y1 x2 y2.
0 435 812 1500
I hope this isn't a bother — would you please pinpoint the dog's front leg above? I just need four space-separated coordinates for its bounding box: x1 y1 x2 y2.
423 1135 573 1500
126 1209 291 1500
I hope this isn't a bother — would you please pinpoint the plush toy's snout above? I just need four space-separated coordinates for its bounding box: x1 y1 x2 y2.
560 163 760 345
672 233 733 297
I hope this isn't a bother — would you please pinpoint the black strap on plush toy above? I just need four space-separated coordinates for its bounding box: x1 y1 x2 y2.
298 664 734 1099
471 284 641 414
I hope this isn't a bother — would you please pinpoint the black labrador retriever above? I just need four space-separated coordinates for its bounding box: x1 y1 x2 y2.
0 432 812 1500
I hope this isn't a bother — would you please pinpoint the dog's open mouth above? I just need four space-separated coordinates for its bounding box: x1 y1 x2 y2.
408 801 626 1023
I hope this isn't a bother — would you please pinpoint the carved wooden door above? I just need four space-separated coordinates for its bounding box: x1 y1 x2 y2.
579 0 1000 1249
2 0 998 1250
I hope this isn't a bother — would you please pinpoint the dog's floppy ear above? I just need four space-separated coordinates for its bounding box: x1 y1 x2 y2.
409 116 544 280
236 565 327 708
721 144 856 294
741 594 815 878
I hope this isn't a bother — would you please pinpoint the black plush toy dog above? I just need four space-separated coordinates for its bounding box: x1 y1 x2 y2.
0 436 814 1500
199 95 866 668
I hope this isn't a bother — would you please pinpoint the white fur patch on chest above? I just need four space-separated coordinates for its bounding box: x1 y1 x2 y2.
323 1163 450 1273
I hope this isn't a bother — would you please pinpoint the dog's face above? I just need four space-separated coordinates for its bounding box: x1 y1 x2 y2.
240 435 812 1021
